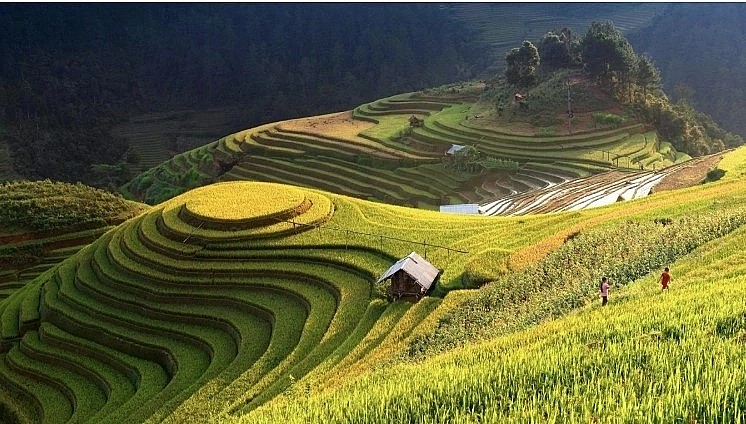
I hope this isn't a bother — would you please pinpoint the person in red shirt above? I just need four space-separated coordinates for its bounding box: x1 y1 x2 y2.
659 267 671 290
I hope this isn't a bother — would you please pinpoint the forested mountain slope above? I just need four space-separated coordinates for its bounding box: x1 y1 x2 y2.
629 3 746 137
0 4 486 185
446 2 667 72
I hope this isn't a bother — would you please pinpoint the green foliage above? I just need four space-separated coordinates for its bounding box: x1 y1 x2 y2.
592 112 627 128
704 168 726 183
635 97 741 156
537 28 580 70
0 243 43 267
446 145 481 173
581 21 638 86
479 156 520 171
636 54 661 96
123 147 218 205
392 126 413 140
0 179 145 232
505 41 540 86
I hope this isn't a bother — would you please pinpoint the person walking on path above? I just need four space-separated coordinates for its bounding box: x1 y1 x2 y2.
600 276 609 306
659 267 671 290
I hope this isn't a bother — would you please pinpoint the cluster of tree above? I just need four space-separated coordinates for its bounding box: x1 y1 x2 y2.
503 21 742 156
505 22 661 97
628 4 746 138
0 4 488 186
504 42 540 86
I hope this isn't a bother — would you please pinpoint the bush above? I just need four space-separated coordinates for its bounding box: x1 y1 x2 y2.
592 112 626 128
704 168 726 183
536 127 556 136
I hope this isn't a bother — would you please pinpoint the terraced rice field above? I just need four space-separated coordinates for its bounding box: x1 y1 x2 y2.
111 108 249 174
125 86 689 212
0 180 149 303
0 176 660 422
3 146 746 423
0 227 115 302
479 154 720 216
1 182 464 423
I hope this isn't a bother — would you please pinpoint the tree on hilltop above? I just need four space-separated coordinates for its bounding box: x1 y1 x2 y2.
505 41 540 86
581 21 637 92
538 28 580 70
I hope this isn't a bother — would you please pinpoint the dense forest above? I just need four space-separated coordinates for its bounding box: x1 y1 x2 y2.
629 3 746 137
0 4 487 185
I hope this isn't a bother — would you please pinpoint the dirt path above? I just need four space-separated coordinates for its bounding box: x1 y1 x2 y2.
654 154 724 192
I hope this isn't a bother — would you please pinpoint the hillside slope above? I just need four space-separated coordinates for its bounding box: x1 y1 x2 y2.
0 181 148 302
123 73 702 210
237 151 746 424
446 3 668 72
1 147 746 423
629 3 746 138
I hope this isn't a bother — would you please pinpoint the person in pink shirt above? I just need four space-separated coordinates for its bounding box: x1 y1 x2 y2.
599 276 609 306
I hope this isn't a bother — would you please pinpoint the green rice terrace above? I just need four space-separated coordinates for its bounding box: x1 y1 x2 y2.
0 181 147 303
2 145 746 422
122 72 694 213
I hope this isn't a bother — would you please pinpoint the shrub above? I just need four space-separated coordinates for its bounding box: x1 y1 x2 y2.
704 168 726 183
592 112 626 128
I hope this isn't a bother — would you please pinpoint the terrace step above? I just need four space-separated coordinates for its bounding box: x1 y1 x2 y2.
19 331 113 421
478 169 670 216
2 347 73 424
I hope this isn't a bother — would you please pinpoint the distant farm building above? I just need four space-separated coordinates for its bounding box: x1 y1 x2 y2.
445 144 466 156
409 115 424 127
377 252 440 302
439 203 480 215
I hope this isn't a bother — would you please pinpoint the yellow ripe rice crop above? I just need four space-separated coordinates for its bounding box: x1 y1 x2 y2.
277 111 375 143
180 181 307 221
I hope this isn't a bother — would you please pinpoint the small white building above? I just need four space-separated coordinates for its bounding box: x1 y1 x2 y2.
445 144 466 156
439 204 480 215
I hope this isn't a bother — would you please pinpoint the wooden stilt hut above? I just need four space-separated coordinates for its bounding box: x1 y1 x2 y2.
377 251 440 302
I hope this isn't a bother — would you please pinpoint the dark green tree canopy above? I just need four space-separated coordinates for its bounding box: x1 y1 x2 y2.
581 21 637 82
636 54 661 97
538 28 580 70
505 41 540 86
